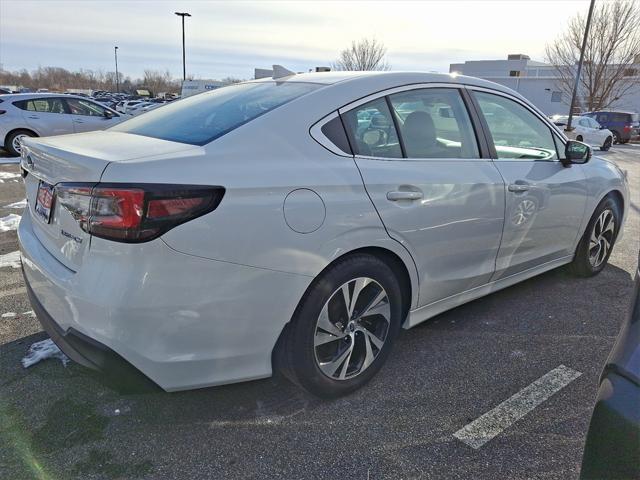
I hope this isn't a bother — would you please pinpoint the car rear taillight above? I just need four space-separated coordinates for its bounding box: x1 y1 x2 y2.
56 183 225 242
623 124 632 132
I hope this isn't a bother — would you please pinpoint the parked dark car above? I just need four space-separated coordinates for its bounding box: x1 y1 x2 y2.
580 256 640 479
583 111 640 144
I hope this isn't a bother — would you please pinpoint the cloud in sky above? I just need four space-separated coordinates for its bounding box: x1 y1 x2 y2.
0 0 590 80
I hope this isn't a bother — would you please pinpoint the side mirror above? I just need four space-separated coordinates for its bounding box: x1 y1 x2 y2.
563 140 591 166
104 110 115 119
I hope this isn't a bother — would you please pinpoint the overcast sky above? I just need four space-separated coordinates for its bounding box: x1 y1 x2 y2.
0 0 591 80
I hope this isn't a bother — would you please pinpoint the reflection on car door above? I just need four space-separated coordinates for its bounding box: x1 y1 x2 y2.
341 87 505 307
471 89 588 279
18 97 74 136
64 98 118 133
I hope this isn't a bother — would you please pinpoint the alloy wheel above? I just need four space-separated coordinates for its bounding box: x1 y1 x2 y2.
512 199 536 226
314 277 390 380
11 134 27 154
589 209 615 268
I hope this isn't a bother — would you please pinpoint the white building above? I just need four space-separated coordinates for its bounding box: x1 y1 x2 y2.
449 54 640 115
181 80 224 98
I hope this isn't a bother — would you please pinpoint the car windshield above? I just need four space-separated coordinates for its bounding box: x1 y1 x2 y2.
112 82 321 145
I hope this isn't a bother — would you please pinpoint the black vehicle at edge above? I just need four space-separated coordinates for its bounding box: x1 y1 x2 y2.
580 254 640 479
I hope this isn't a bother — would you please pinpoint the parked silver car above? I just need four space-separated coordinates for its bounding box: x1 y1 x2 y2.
0 93 123 156
19 72 628 398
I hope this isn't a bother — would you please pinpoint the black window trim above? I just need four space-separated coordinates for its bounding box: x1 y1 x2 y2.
466 86 568 162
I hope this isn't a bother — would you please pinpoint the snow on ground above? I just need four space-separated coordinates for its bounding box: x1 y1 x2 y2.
5 199 26 209
0 214 21 232
0 171 21 182
22 310 36 317
0 251 21 269
1 312 16 318
22 338 69 368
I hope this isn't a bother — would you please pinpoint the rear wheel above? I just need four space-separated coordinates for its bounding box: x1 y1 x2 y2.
278 254 403 398
569 196 620 277
600 137 612 151
611 130 620 144
5 129 36 156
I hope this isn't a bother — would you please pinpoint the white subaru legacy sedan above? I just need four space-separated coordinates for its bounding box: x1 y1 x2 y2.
18 71 628 398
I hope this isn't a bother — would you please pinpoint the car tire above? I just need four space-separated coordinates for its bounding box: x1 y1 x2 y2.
611 130 620 144
277 253 403 398
569 195 621 277
576 135 583 142
600 137 612 151
5 129 36 157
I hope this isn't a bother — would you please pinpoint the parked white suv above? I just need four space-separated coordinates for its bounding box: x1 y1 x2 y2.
0 93 123 156
18 72 628 397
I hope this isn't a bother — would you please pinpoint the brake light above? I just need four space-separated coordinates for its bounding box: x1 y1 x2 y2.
56 183 225 242
623 124 632 132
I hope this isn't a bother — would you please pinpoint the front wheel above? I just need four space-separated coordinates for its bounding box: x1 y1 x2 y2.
569 196 620 277
278 254 403 398
611 130 620 144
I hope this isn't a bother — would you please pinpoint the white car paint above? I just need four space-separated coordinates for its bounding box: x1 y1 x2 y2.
0 93 123 155
17 72 628 393
552 115 613 150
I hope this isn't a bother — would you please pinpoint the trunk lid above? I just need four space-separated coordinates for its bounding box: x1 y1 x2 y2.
20 131 199 271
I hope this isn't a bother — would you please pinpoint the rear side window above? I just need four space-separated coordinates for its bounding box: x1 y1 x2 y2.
631 114 639 123
13 97 66 113
341 98 402 158
112 82 321 146
388 88 479 158
612 113 631 122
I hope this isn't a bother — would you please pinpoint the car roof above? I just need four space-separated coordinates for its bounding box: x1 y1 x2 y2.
585 110 637 115
0 92 94 101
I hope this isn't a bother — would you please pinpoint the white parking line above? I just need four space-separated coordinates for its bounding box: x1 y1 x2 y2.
453 365 582 449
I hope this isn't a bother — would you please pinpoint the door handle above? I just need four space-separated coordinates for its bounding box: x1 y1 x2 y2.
386 191 423 201
508 183 530 192
73 119 84 123
27 115 39 119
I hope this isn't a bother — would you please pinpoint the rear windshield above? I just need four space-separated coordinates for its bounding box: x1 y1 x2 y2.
111 82 321 145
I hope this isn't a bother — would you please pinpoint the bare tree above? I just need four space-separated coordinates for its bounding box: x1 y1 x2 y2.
545 0 640 111
333 38 391 71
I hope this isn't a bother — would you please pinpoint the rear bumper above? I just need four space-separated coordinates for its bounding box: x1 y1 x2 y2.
24 270 159 390
18 207 312 391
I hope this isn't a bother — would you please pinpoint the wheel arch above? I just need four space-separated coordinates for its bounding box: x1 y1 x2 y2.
4 127 39 147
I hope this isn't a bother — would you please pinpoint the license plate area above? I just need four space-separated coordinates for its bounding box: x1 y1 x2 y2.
35 181 55 224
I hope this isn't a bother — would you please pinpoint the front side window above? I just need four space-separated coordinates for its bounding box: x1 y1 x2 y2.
474 92 558 161
341 98 402 158
388 88 479 158
66 98 106 116
112 82 321 146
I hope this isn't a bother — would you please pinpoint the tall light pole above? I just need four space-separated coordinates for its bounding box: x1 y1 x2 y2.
174 12 191 82
566 0 596 132
114 46 120 93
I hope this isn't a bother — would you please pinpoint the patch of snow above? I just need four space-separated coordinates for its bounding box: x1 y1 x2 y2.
5 199 27 209
1 312 16 318
22 310 36 317
0 251 21 269
0 214 21 232
22 338 69 368
0 171 20 183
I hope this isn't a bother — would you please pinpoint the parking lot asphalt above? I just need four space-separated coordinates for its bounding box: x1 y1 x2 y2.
0 146 638 480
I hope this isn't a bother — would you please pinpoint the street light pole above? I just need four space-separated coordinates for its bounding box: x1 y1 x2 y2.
174 12 191 82
566 0 596 132
114 46 120 93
